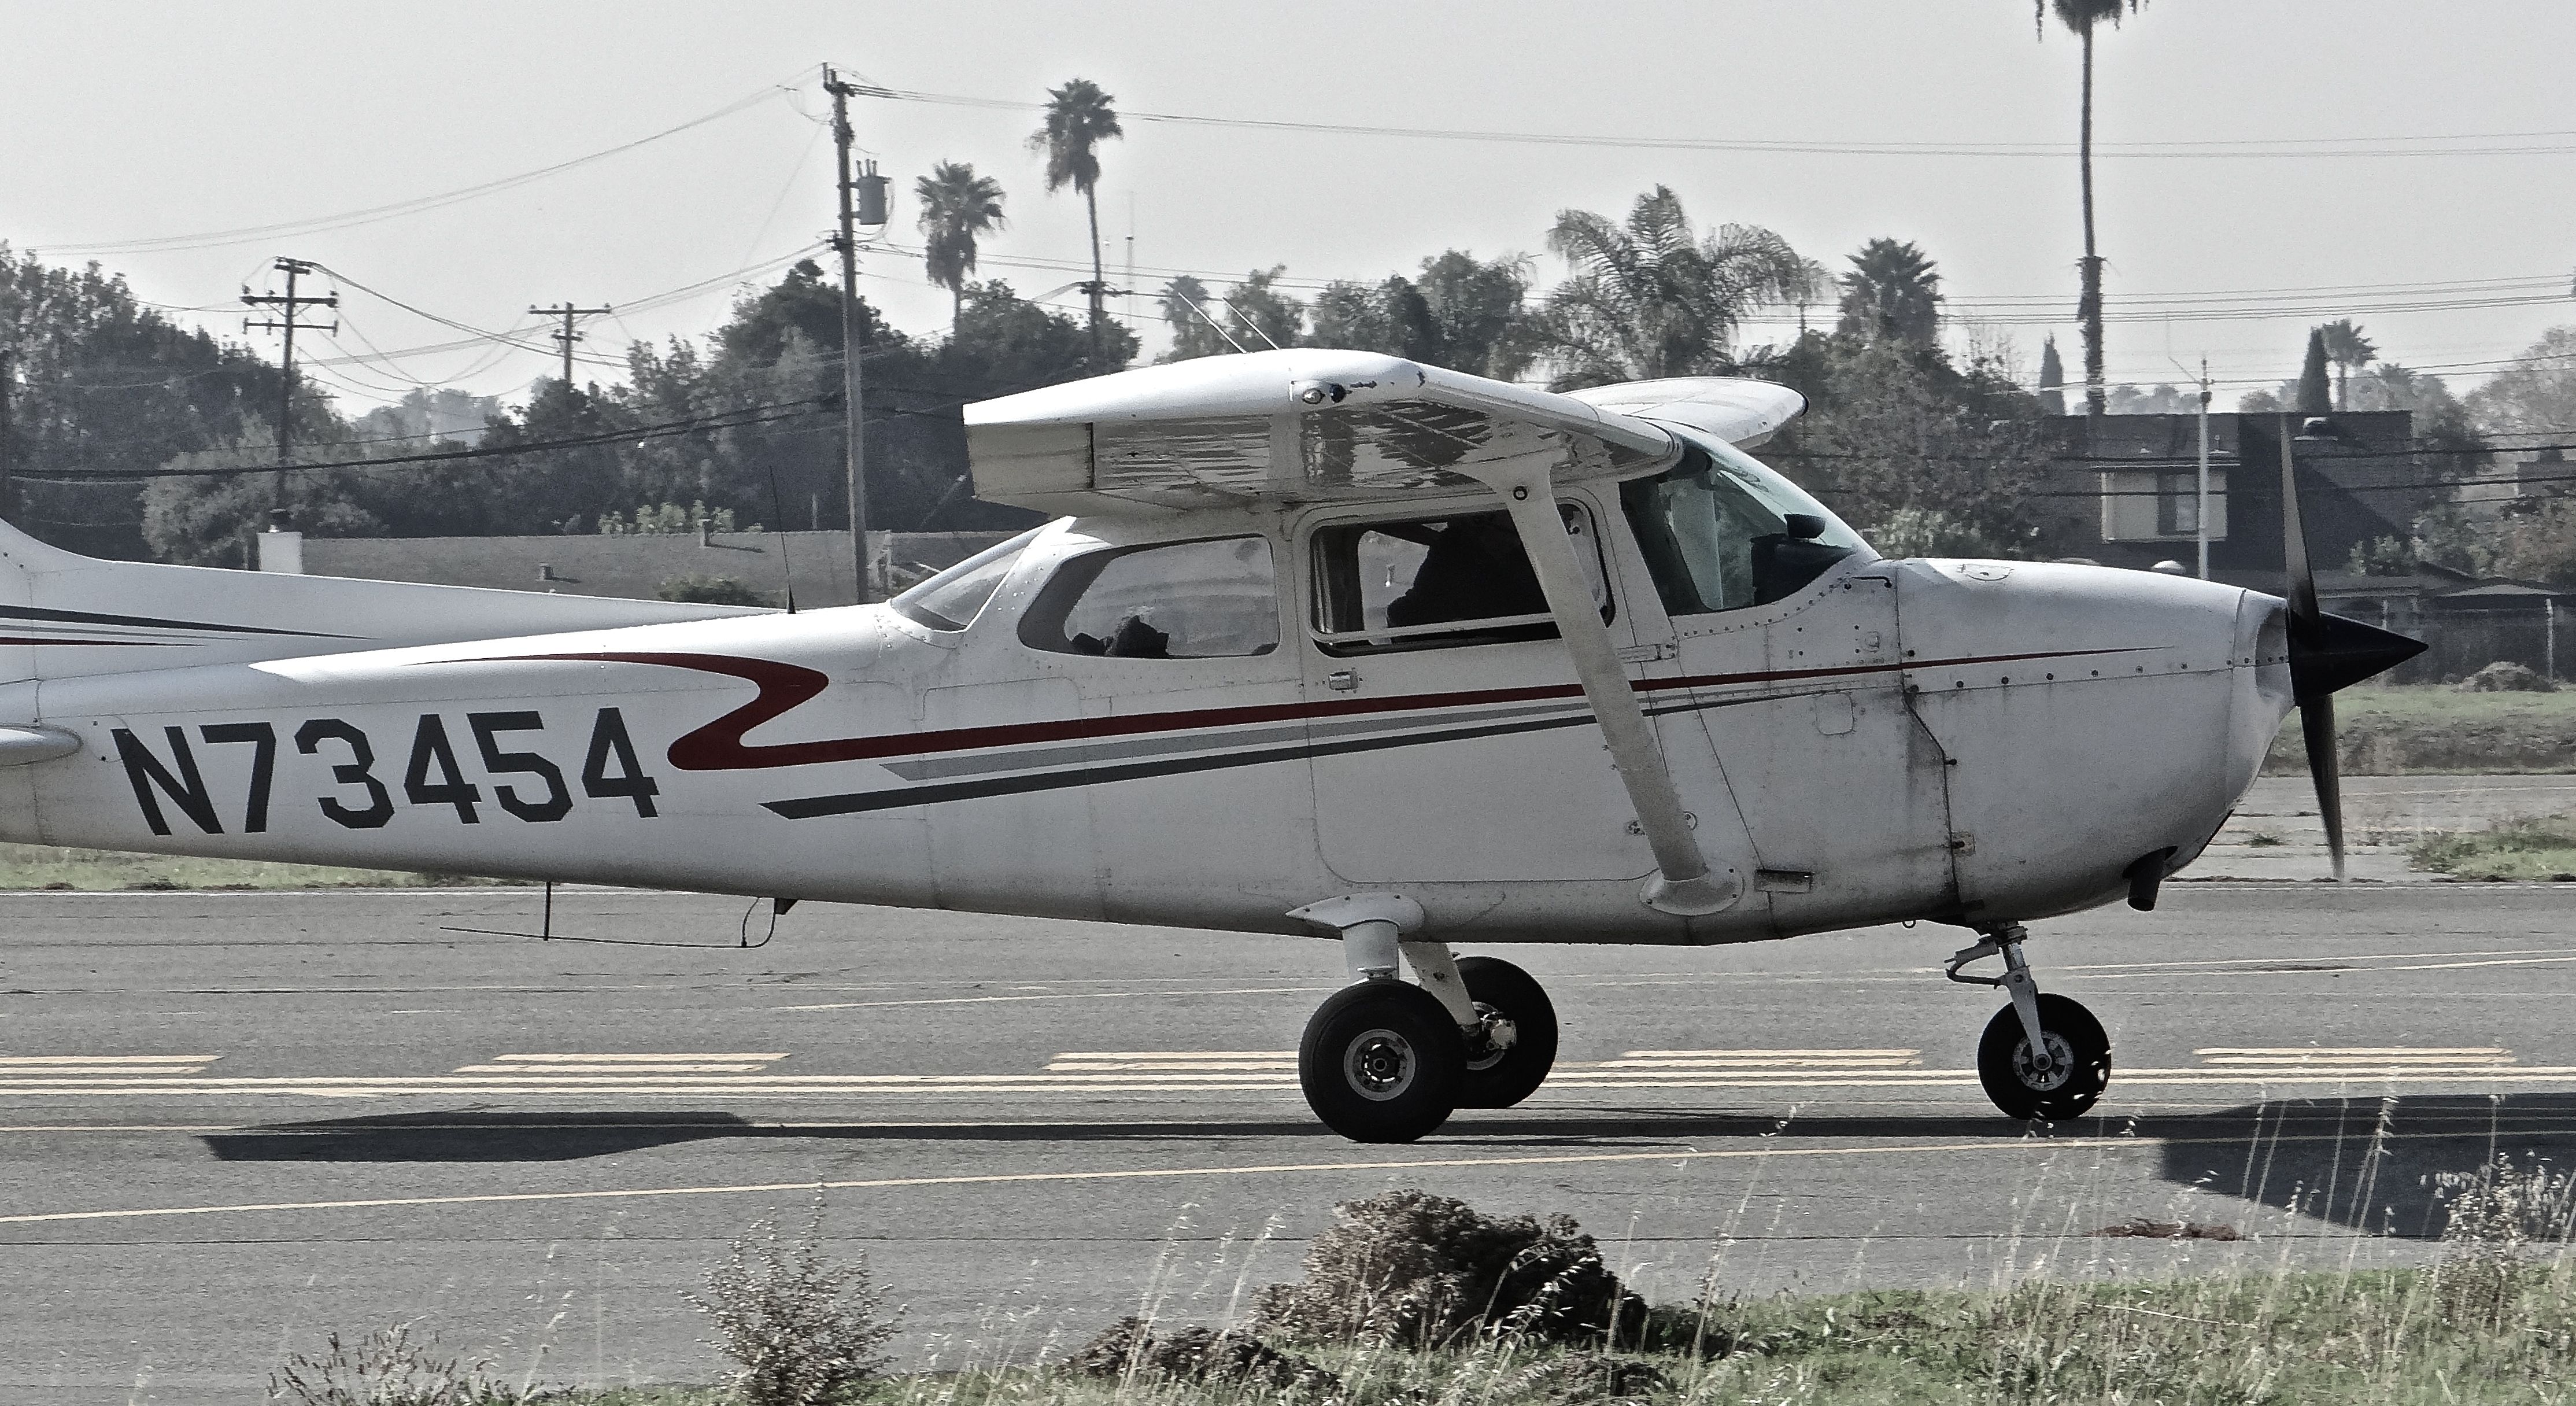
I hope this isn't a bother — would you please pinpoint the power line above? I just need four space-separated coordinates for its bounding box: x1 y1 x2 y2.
849 80 2576 160
30 80 808 257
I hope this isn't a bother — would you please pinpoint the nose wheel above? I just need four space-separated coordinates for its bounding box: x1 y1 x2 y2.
1949 926 2111 1121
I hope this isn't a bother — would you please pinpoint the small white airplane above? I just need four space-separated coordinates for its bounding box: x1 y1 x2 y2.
0 350 2416 1141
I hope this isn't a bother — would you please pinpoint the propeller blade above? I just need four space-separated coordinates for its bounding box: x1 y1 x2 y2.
2301 691 2344 881
2275 414 2425 881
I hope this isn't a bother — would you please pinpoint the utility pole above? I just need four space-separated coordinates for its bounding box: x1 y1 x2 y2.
822 65 888 603
0 349 14 526
2194 357 2212 580
530 302 612 388
242 257 337 527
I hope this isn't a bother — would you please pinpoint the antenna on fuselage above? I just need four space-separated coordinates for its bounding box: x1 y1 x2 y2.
1178 293 1250 355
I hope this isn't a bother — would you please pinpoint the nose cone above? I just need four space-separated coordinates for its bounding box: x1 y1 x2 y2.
2290 610 2426 703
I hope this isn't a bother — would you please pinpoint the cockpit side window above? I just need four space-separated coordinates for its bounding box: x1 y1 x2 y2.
1309 503 1610 656
887 527 1043 632
1021 536 1280 659
1619 441 1866 616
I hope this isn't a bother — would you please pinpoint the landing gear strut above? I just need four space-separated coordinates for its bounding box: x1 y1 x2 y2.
1287 896 1560 1142
1947 925 2111 1121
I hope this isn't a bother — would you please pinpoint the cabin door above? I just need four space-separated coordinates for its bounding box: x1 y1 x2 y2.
1296 495 1727 884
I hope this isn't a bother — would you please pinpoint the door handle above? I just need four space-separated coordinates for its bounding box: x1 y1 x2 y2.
1325 669 1361 692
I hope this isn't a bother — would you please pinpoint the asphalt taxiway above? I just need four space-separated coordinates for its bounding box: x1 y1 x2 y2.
6 878 2576 1401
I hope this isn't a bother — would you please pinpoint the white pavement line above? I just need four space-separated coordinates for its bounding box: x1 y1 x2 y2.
0 1057 219 1067
487 1053 792 1062
2065 947 2576 972
2194 1047 2511 1056
452 1064 774 1074
778 986 1313 1012
0 1126 2550 1228
0 1136 2178 1226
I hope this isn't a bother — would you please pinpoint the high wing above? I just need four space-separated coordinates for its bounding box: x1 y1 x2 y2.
964 349 1802 516
967 349 1809 918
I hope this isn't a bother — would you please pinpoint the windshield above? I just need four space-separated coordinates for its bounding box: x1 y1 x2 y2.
887 527 1044 631
1619 435 1869 616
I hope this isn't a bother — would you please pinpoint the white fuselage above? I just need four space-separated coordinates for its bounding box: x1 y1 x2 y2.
0 487 2293 949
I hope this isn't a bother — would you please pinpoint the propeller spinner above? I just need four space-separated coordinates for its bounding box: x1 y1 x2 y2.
2276 414 2429 879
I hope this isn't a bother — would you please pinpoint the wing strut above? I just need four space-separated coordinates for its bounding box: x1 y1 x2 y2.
1479 460 1738 917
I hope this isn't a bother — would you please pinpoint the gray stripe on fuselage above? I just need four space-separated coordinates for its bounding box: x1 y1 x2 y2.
877 698 1592 782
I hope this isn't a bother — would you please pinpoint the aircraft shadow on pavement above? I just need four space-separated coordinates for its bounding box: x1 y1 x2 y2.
195 1094 2576 1228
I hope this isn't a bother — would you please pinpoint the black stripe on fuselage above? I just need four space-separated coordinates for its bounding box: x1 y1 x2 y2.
0 604 354 639
762 693 1755 820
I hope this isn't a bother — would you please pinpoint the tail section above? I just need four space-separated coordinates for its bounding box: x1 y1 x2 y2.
0 518 758 685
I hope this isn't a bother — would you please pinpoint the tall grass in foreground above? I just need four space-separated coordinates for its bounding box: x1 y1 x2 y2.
277 1157 2576 1405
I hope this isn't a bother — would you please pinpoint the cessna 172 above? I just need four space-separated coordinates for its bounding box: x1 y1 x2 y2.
0 349 2418 1141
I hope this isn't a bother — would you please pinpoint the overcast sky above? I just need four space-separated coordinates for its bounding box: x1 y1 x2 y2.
10 1 2573 413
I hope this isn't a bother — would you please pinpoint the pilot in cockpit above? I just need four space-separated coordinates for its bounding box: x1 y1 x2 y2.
1384 512 1547 628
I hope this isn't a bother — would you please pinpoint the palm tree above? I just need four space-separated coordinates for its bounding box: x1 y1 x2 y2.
1836 238 1944 346
915 161 1007 334
2038 0 2146 418
2318 318 2378 411
1535 186 1806 390
1028 78 1123 370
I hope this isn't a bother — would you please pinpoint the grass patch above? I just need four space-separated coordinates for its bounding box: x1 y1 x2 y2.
0 842 506 891
2265 684 2576 774
2409 813 2576 880
283 1169 2576 1404
308 1266 2576 1404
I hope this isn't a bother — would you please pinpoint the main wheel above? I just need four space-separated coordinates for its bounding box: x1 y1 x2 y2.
1976 993 2111 1121
1454 956 1559 1109
1299 981 1465 1143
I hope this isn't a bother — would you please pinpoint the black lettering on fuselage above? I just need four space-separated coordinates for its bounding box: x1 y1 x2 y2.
468 711 571 822
198 721 276 833
580 707 661 817
294 718 394 829
112 726 221 836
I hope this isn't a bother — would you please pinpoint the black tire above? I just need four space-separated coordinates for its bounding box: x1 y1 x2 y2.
1454 956 1559 1109
1976 992 2111 1121
1299 981 1465 1143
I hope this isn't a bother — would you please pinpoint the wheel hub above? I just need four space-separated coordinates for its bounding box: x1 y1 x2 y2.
1462 1003 1519 1073
2014 1032 2075 1092
1344 1028 1417 1101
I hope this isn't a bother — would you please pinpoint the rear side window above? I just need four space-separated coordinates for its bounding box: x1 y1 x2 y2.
1021 536 1280 659
1309 504 1609 655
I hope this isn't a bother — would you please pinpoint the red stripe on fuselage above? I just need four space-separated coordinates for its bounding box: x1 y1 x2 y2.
468 646 2152 773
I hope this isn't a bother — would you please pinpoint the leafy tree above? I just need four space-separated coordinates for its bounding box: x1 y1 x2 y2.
1029 78 1123 371
2037 335 2067 416
351 388 497 446
1157 275 1237 361
1308 275 1441 361
1305 252 1534 377
1156 269 1303 359
1530 186 1806 389
2467 326 2576 443
914 161 1007 333
2490 500 2576 586
2318 318 2377 411
2297 328 2333 415
1225 267 1304 351
2035 0 2148 416
1772 334 2053 556
1835 238 1943 346
1 244 294 556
